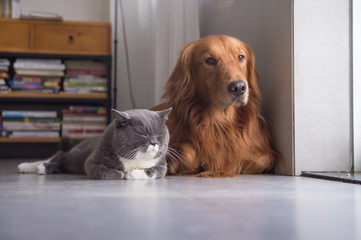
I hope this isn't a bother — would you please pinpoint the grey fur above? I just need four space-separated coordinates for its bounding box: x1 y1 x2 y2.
42 108 172 180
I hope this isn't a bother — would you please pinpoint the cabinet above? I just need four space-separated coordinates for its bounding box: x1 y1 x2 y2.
0 19 112 158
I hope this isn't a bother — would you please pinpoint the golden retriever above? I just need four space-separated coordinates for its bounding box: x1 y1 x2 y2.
153 35 278 177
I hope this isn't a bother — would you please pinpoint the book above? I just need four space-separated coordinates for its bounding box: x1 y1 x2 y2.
66 70 107 76
2 111 58 118
61 105 107 138
10 76 61 93
68 106 106 114
61 123 106 138
62 114 106 122
1 130 60 138
15 59 62 64
15 69 64 77
20 12 63 21
0 59 10 65
63 86 107 93
65 60 106 72
2 121 61 131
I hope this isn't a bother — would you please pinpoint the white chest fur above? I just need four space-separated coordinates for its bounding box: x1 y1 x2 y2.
121 155 160 171
119 145 159 172
120 145 160 172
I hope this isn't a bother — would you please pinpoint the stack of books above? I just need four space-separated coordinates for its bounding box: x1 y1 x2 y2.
1 110 60 138
61 106 107 138
63 60 107 93
0 59 10 93
10 59 65 93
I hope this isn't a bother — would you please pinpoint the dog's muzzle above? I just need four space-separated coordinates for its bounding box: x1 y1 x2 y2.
226 80 248 106
227 80 247 97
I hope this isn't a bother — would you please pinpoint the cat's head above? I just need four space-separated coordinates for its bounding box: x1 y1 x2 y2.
111 108 172 160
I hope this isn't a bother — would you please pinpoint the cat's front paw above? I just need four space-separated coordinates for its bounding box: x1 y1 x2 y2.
125 169 154 180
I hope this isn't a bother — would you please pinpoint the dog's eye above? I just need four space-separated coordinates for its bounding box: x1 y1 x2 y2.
238 55 245 63
205 57 217 65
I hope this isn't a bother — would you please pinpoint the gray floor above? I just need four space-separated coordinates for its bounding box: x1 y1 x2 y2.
1 160 361 240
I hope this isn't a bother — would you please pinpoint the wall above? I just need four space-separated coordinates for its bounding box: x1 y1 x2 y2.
20 0 110 22
110 0 157 110
354 0 361 172
294 0 351 174
199 0 294 175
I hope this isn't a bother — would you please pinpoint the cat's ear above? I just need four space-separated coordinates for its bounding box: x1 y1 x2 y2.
112 109 131 127
156 108 172 121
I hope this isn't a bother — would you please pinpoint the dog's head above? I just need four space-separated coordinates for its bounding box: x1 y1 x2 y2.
164 35 260 110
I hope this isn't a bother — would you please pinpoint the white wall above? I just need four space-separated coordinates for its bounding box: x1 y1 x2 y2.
20 0 110 22
353 0 361 172
294 0 351 174
199 0 294 175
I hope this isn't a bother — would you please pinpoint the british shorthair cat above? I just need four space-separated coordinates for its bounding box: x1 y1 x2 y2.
18 108 172 180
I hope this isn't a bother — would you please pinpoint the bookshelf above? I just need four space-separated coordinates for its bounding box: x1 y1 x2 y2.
0 19 112 158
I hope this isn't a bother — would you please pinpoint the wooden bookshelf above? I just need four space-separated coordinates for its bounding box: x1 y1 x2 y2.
0 137 61 143
0 92 107 99
0 19 112 159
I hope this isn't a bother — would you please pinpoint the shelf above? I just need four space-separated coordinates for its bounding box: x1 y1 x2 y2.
0 137 61 143
0 137 89 143
0 92 107 99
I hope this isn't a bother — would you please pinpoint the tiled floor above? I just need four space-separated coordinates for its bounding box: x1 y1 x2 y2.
1 159 361 240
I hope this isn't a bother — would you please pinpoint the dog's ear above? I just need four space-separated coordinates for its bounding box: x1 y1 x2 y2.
244 43 262 110
163 41 197 106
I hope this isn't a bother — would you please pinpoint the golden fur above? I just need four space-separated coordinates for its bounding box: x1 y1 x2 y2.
153 35 277 177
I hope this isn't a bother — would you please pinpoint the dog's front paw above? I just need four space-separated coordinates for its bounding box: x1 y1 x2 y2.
125 169 153 180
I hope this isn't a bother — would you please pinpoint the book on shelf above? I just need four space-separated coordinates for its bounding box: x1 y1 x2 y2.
0 59 10 93
2 110 58 118
62 113 107 122
1 110 60 138
65 60 107 72
61 105 107 138
1 130 60 138
0 59 10 71
62 123 106 138
0 59 10 66
10 76 61 93
14 59 65 70
64 60 107 94
2 119 61 131
11 59 65 93
20 12 63 21
69 106 106 114
15 69 64 77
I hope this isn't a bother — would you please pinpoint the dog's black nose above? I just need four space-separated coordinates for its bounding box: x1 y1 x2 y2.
228 80 247 97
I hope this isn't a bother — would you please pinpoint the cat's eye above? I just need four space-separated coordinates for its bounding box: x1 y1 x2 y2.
238 54 245 63
137 133 148 138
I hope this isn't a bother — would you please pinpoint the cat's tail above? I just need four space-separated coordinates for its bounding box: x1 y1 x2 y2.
59 136 73 152
17 159 51 174
17 137 73 174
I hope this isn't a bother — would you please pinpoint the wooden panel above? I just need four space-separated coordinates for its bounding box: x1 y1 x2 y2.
0 21 29 52
32 23 111 55
0 138 60 143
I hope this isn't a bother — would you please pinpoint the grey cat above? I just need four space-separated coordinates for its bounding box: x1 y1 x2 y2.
18 108 172 180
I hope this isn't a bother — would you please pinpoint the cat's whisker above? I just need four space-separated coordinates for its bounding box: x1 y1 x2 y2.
161 146 182 164
123 147 142 160
115 145 125 154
